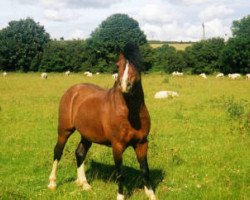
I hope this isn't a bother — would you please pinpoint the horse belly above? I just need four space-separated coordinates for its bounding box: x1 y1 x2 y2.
74 97 110 145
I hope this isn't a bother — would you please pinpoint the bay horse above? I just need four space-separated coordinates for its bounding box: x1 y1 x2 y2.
48 43 156 200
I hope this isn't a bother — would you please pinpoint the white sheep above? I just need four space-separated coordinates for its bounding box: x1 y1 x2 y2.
228 73 241 79
96 72 100 75
65 70 70 76
245 74 250 79
199 73 207 79
84 71 93 77
112 73 118 80
216 73 224 78
3 71 7 77
172 71 183 76
154 91 179 99
41 72 48 79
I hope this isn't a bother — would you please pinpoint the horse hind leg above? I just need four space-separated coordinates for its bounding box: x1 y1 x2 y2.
48 128 74 190
75 137 92 190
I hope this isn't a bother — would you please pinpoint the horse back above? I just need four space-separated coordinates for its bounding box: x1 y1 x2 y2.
58 83 106 132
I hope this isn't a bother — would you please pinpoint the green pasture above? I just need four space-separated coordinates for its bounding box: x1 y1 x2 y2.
0 73 249 199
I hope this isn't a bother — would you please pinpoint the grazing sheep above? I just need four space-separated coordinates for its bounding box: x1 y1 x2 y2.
112 73 118 80
41 72 48 79
216 73 224 78
154 91 179 99
84 71 93 77
246 74 250 79
65 70 70 76
96 72 100 75
3 72 7 77
172 71 183 76
228 73 241 79
199 73 207 79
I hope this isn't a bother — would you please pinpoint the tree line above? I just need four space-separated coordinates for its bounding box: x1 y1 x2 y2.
0 14 249 74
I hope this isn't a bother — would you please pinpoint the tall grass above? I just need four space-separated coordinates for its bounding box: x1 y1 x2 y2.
0 73 249 199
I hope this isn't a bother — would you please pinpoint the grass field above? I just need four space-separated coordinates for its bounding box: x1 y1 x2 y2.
149 43 192 51
0 73 249 200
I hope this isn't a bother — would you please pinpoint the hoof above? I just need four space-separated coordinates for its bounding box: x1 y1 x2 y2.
75 179 91 190
144 186 156 200
117 193 125 200
82 182 92 191
48 182 57 190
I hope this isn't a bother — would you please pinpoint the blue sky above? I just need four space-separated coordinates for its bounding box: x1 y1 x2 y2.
0 0 249 41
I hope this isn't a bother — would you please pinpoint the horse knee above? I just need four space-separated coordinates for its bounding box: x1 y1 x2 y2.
75 145 86 159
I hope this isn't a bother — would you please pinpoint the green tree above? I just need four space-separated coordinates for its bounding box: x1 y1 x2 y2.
140 44 154 71
184 38 225 74
39 40 88 72
231 15 250 38
0 18 50 72
152 44 186 73
221 15 250 74
85 13 147 72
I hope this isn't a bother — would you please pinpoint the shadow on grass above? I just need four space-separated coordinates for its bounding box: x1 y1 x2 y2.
84 160 164 197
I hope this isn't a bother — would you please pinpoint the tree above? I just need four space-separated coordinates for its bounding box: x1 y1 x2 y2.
0 18 50 72
184 38 225 74
39 40 88 72
220 15 250 74
152 44 186 73
90 13 147 50
85 13 147 72
231 15 250 38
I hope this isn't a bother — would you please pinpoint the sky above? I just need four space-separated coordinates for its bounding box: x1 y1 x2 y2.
0 0 249 41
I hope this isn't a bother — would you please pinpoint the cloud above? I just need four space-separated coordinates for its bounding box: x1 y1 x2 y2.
199 5 234 21
67 29 85 39
205 18 231 38
186 23 203 40
137 3 181 25
43 8 83 21
40 0 121 9
171 0 224 5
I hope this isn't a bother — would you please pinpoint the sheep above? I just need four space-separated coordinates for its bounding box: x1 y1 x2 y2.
65 70 70 76
246 74 250 79
154 90 179 99
84 71 93 77
2 72 7 77
41 72 48 79
216 73 224 78
112 73 118 80
96 72 100 75
199 73 207 79
228 73 241 79
172 71 183 76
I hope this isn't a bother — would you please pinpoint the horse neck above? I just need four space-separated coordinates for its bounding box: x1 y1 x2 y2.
120 81 145 130
123 81 144 108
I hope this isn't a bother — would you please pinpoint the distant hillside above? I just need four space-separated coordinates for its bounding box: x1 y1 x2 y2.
148 40 194 51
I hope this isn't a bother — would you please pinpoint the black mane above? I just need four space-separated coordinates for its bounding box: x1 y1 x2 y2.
123 42 143 71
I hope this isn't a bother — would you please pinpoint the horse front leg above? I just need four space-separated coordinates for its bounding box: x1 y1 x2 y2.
112 142 125 200
134 140 156 200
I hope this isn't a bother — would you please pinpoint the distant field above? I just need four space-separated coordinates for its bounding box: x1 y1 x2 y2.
0 73 249 199
149 41 193 51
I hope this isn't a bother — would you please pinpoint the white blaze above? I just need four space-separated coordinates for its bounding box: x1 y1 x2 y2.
121 60 129 92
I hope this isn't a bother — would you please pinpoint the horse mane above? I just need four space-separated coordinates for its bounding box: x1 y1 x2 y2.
123 42 143 72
